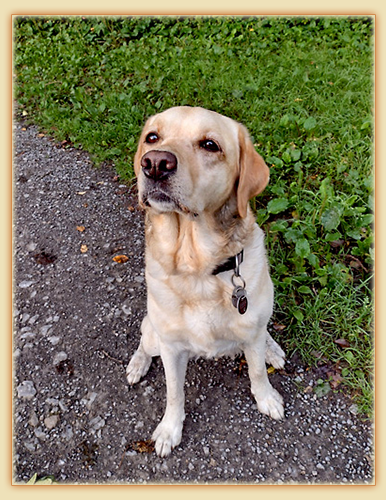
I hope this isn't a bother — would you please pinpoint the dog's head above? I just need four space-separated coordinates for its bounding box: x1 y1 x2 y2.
134 106 269 218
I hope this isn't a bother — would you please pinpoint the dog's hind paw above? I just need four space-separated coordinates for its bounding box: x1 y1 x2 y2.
126 347 152 385
265 333 285 370
255 387 284 420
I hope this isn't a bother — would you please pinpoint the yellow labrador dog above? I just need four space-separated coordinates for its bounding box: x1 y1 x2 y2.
126 106 285 457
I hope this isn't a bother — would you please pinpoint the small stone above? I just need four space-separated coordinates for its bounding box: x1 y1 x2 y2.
90 415 105 431
44 415 59 430
59 400 68 412
122 304 132 316
53 351 68 365
19 280 34 288
40 325 52 336
48 336 61 345
26 242 37 252
63 425 74 441
34 427 47 440
143 386 154 397
20 332 35 340
17 380 36 399
46 397 59 405
21 313 30 324
28 315 39 325
81 391 98 409
28 412 39 427
24 441 37 452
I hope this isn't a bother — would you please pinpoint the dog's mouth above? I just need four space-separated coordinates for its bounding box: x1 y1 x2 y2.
142 189 176 208
142 189 194 216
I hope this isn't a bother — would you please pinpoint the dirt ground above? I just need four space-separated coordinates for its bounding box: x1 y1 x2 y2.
13 122 374 484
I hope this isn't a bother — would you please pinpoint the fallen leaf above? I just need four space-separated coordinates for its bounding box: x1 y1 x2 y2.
334 338 351 348
128 206 135 212
76 225 86 232
80 244 88 253
27 473 58 485
34 251 57 265
329 372 343 389
113 254 129 264
349 260 362 270
273 323 286 332
77 191 87 196
38 133 45 138
267 366 275 374
131 440 155 453
27 473 38 484
21 127 27 131
329 239 345 248
35 476 58 485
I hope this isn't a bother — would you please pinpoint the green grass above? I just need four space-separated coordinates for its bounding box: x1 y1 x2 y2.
13 16 374 415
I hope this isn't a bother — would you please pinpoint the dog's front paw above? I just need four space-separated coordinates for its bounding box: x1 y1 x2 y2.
255 387 284 420
126 348 152 385
152 420 183 457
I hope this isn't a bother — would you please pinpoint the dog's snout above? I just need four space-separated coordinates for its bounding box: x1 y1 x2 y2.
141 150 177 181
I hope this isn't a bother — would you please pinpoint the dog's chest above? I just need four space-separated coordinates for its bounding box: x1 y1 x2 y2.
144 213 264 355
147 270 254 355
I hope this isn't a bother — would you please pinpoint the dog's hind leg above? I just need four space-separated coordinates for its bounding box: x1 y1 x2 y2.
244 331 284 420
126 315 159 385
265 332 285 369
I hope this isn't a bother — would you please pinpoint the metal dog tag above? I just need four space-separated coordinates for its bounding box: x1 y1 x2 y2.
232 286 248 315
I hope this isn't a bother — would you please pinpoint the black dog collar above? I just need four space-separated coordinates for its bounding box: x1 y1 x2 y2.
212 249 244 276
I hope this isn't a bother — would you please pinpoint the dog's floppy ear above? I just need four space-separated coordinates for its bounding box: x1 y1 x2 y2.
236 124 270 218
133 147 142 177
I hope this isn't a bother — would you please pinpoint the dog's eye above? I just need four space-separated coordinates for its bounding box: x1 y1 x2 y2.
145 132 159 144
200 139 221 153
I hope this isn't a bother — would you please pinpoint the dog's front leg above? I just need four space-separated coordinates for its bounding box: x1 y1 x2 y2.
152 343 189 457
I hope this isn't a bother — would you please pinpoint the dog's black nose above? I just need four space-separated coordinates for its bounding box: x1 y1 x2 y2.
141 150 178 181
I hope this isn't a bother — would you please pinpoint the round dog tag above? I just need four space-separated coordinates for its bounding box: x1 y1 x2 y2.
237 294 248 314
232 286 248 315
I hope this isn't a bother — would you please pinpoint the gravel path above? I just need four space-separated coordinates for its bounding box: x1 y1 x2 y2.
13 122 374 484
